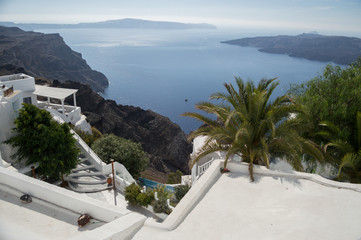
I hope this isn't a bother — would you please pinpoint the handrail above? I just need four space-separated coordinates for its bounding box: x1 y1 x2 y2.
72 130 104 170
198 158 214 178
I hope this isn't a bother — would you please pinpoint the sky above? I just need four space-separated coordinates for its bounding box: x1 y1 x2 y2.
0 0 360 36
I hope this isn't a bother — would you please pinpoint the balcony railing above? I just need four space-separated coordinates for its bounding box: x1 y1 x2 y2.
38 101 81 124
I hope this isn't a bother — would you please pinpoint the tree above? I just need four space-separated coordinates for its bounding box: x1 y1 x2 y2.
289 58 361 142
183 77 324 181
319 112 361 183
92 134 149 178
5 104 79 181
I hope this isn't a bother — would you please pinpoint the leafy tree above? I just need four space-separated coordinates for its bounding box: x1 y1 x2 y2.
92 134 149 178
289 58 361 142
5 104 79 181
166 170 183 184
319 112 361 183
183 77 324 181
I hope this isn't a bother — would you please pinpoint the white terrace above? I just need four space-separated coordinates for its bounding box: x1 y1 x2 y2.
0 73 81 125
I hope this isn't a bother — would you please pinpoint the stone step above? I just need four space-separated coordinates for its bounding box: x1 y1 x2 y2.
67 176 108 184
68 181 112 193
71 164 95 173
67 171 106 178
78 156 88 163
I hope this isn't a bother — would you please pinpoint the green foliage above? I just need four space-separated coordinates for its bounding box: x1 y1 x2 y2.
320 112 361 183
174 184 190 201
92 134 149 178
154 184 173 200
124 183 154 207
152 198 172 214
166 170 183 184
5 104 79 180
183 77 324 181
289 59 361 142
75 127 103 147
124 183 141 205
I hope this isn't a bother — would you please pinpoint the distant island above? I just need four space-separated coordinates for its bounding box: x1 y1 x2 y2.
221 33 361 65
0 18 216 31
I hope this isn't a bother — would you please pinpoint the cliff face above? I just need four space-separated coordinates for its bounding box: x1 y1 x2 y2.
52 80 192 182
0 26 108 92
222 33 361 65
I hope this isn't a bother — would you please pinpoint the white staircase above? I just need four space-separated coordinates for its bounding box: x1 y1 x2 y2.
65 154 112 193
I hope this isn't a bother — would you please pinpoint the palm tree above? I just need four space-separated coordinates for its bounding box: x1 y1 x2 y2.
183 77 323 181
319 112 361 183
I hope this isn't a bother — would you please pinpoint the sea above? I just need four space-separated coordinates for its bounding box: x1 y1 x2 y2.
38 28 338 133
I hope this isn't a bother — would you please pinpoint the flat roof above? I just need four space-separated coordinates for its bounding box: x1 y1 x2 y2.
133 172 361 240
33 85 78 100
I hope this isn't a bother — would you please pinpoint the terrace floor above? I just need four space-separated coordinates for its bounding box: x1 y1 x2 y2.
133 172 361 240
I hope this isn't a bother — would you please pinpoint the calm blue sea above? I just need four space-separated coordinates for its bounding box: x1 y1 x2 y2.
39 28 335 133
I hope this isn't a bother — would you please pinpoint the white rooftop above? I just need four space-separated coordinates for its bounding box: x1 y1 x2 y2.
132 161 361 240
33 85 78 100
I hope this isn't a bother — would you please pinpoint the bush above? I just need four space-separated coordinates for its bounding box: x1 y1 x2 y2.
124 183 141 205
92 134 149 178
75 127 103 147
174 184 191 201
124 183 154 207
154 185 173 200
166 170 183 184
152 198 172 214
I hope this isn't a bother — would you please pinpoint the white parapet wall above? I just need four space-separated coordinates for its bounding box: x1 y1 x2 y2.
145 159 222 231
0 166 127 222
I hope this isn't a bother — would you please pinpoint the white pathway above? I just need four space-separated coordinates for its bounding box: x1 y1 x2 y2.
133 173 361 240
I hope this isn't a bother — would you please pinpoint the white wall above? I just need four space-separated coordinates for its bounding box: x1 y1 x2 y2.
0 91 23 163
0 166 127 222
0 74 35 92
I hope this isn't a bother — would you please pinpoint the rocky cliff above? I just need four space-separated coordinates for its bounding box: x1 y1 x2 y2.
0 26 108 92
222 33 361 65
52 80 192 182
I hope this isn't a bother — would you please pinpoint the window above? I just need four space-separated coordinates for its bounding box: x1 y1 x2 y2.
23 97 32 104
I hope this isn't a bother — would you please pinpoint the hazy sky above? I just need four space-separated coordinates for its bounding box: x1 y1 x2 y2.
0 0 360 35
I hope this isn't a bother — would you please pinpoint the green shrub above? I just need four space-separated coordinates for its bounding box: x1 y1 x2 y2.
166 170 183 184
152 198 172 214
154 185 173 200
75 127 103 147
136 189 154 206
124 183 154 207
92 134 149 178
174 184 191 201
125 183 141 205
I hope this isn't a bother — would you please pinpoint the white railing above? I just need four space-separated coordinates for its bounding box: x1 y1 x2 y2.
40 102 81 124
103 162 135 192
72 130 105 171
198 158 215 177
49 111 135 191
